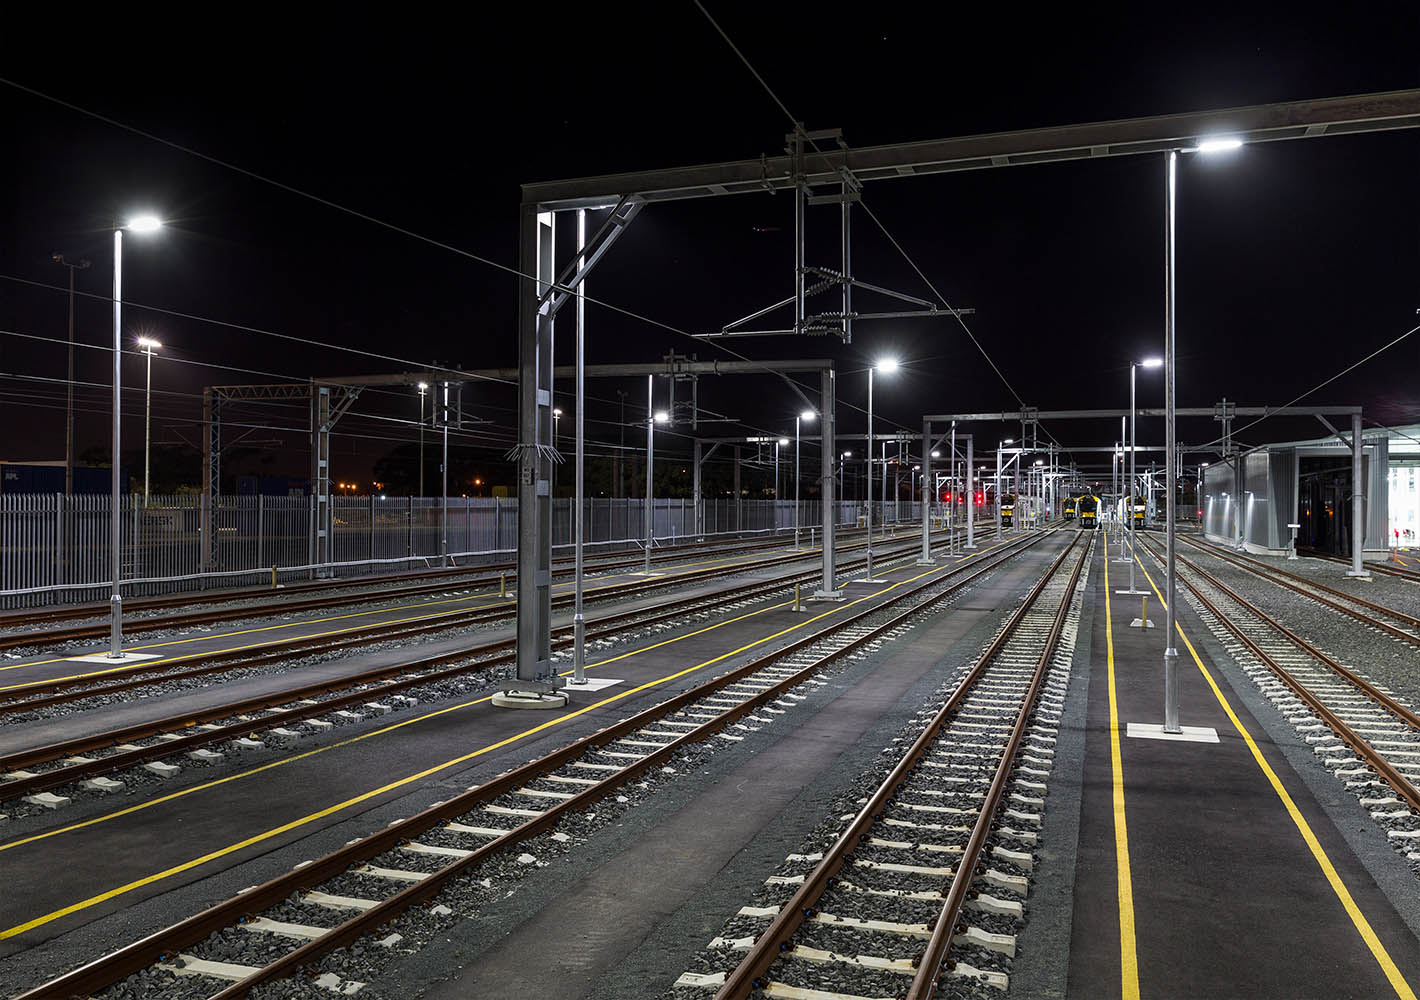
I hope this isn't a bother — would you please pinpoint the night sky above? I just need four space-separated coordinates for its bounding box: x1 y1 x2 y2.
2 6 1416 496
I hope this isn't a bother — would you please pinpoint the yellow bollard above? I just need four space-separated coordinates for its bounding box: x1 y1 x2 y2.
271 566 277 589
794 583 802 613
499 572 507 598
1130 593 1153 629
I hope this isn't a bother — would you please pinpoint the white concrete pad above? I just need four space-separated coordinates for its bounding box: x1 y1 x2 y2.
1126 722 1219 744
562 676 624 692
144 761 181 778
80 776 125 793
23 792 70 809
66 651 161 664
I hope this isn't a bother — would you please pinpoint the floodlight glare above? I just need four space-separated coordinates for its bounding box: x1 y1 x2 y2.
1196 136 1243 154
1141 357 1163 368
1003 438 1014 445
843 450 852 458
417 382 429 391
653 411 670 424
136 336 161 349
930 450 940 458
800 410 816 422
876 358 900 373
778 437 790 446
126 216 163 233
553 408 563 417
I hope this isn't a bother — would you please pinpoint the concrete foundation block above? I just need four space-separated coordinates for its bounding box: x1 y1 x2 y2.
24 791 71 809
80 776 125 793
187 748 224 762
232 737 265 751
144 762 181 778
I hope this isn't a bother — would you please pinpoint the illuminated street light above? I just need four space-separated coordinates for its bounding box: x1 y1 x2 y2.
794 412 817 549
137 337 161 504
416 382 429 497
1195 136 1243 154
106 215 163 660
1121 357 1162 598
865 359 900 581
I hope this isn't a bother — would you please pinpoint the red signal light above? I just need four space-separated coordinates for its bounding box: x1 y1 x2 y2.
975 492 984 505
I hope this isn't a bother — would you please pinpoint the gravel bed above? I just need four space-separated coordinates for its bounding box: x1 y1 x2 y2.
794 919 924 960
1176 543 1420 706
95 965 221 1000
188 925 298 967
264 895 352 930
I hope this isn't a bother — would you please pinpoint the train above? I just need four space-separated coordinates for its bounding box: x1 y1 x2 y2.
1063 497 1076 522
1077 494 1100 529
1000 493 1016 528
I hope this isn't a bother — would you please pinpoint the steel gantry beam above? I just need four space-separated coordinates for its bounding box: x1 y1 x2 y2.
522 91 1420 210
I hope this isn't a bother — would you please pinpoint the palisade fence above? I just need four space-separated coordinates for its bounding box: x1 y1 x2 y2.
0 494 925 610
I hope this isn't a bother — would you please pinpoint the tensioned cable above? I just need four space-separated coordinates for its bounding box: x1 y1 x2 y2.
688 2 1061 456
1193 323 1419 450
0 80 893 440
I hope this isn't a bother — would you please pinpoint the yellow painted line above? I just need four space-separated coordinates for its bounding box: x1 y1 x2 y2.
0 542 842 680
1102 531 1141 1000
0 536 1014 940
1133 552 1417 1000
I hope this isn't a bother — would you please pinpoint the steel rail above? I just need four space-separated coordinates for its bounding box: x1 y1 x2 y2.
1182 536 1420 640
0 528 891 652
1139 537 1420 813
1299 549 1420 583
713 531 1083 999
0 528 876 632
0 532 971 793
12 531 1049 999
0 522 965 710
909 535 1088 999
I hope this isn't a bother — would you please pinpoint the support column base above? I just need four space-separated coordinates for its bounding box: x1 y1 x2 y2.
915 558 936 566
492 689 570 710
1115 589 1151 596
811 589 845 601
1345 570 1372 580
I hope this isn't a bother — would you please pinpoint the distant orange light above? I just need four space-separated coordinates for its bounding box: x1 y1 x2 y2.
474 478 483 486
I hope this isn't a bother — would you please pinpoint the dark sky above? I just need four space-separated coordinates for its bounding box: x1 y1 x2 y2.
2 5 1417 491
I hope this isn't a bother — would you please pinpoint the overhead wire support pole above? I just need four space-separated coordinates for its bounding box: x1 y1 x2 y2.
573 209 588 684
965 434 976 548
918 417 933 565
644 374 654 576
1163 149 1181 734
815 369 840 598
108 227 124 658
1347 410 1370 578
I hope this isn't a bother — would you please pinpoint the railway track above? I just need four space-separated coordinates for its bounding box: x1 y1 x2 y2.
1137 536 1420 864
0 528 895 653
0 531 999 805
0 522 908 656
0 529 885 631
8 525 1052 998
674 531 1090 999
1299 548 1420 583
1183 536 1420 642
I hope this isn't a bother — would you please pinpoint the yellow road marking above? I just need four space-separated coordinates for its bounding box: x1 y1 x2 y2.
0 536 1014 940
0 543 831 679
1102 531 1141 1000
1133 552 1417 1000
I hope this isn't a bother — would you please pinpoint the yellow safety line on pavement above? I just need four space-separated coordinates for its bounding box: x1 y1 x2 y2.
1133 554 1417 1000
0 536 1015 940
1102 531 1141 1000
0 543 825 678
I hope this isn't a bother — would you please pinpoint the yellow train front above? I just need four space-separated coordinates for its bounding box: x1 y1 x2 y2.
1077 494 1100 529
1063 498 1076 522
1127 494 1146 529
1000 493 1016 528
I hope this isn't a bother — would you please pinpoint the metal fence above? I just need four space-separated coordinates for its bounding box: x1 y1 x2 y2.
0 494 923 610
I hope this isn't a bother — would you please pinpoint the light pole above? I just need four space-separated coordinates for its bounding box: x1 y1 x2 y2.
1120 358 1161 597
864 358 898 582
840 451 851 504
795 411 814 549
417 382 428 497
107 215 162 659
552 407 562 494
137 337 160 505
52 254 90 497
643 374 669 575
1160 136 1242 733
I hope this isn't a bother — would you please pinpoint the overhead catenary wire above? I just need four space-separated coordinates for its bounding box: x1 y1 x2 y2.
0 80 902 444
689 0 1056 454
